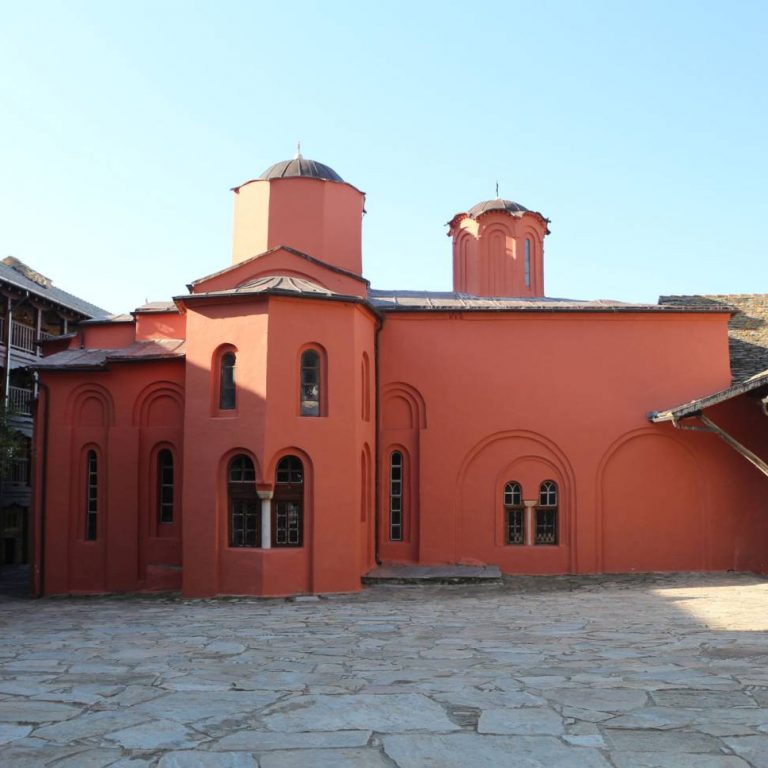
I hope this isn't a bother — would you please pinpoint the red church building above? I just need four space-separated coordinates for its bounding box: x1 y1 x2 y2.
31 155 768 597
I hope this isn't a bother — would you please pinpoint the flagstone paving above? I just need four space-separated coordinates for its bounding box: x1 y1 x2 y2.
1 572 768 766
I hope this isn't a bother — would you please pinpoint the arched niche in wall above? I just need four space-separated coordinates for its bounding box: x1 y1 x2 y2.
381 382 427 431
455 430 575 571
65 384 115 429
380 383 426 562
597 430 706 572
134 381 186 583
133 382 185 429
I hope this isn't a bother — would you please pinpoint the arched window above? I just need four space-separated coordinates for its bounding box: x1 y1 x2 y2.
273 456 303 547
389 450 404 541
85 450 98 541
300 350 321 416
219 351 237 410
503 481 524 545
524 238 531 288
157 449 174 524
536 480 558 545
229 454 259 547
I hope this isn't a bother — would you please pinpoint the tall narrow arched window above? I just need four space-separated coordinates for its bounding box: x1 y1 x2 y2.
157 449 174 524
219 351 236 410
85 450 98 541
524 238 531 288
300 350 321 416
229 454 259 547
273 456 303 547
503 481 524 545
536 480 558 545
389 451 404 541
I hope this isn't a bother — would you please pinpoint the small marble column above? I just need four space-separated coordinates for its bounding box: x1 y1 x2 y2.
524 500 537 546
257 489 273 549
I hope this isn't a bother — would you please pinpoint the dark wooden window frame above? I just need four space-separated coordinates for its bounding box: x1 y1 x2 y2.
503 481 525 545
228 454 259 547
157 449 174 525
535 480 558 545
273 456 304 547
219 350 237 410
389 450 404 542
85 450 98 541
300 349 322 417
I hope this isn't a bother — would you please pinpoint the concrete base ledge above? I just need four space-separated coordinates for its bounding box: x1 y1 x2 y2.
363 564 502 585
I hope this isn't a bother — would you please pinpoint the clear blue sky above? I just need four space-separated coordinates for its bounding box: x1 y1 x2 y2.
1 1 766 314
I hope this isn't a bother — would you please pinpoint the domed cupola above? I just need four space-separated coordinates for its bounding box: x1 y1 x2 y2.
448 195 550 298
467 199 529 217
231 150 365 275
259 155 344 183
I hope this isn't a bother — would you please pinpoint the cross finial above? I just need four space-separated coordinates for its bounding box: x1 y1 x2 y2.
495 180 500 199
295 140 302 159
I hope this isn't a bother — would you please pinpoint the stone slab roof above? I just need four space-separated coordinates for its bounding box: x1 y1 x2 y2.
659 295 768 381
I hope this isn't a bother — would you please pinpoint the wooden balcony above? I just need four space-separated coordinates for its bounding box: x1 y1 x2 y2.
8 386 33 416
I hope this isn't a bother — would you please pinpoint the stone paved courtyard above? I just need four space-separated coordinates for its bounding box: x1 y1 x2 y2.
2 573 768 767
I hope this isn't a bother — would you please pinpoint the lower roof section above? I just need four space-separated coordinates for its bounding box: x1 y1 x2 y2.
649 368 768 422
35 339 185 371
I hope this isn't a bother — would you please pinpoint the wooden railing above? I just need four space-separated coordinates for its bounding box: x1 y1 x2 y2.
8 386 33 416
10 323 36 353
8 457 29 484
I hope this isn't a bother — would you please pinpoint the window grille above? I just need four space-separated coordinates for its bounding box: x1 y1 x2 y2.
85 450 98 540
157 449 174 524
274 456 303 547
535 480 558 545
228 454 259 547
503 481 524 545
389 451 403 541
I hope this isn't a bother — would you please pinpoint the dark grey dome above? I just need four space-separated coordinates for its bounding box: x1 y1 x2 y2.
467 199 529 218
259 155 343 182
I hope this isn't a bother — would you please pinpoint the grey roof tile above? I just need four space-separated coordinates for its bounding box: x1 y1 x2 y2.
0 260 109 318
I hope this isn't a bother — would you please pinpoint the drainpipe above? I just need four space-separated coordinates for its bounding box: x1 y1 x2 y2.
671 413 768 479
373 316 382 566
4 296 12 410
34 381 50 598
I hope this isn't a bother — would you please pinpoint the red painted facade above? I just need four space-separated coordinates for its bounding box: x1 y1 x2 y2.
32 157 768 597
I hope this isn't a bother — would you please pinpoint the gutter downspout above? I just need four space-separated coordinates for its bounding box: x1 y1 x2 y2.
671 413 768 479
373 316 382 566
4 296 12 410
34 381 50 598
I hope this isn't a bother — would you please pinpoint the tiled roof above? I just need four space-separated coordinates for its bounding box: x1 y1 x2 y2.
0 258 109 318
35 340 185 371
659 295 768 381
235 275 336 296
369 290 733 313
134 301 178 313
188 246 369 291
258 155 343 183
